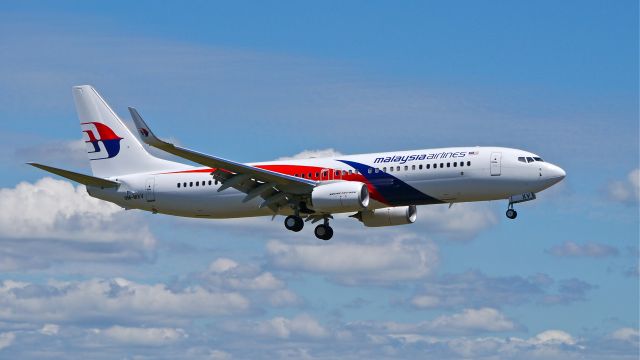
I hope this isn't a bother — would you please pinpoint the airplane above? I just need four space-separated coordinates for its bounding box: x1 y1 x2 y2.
28 85 566 240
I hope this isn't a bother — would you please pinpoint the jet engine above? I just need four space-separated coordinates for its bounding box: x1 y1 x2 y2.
354 205 417 227
310 181 370 213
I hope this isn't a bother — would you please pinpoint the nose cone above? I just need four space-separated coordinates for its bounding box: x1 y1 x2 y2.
546 164 566 185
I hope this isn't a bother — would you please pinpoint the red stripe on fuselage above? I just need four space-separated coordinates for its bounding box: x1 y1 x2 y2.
158 164 389 204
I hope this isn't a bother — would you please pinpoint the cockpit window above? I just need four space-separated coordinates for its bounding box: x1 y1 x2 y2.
526 157 534 163
533 157 544 162
518 157 526 163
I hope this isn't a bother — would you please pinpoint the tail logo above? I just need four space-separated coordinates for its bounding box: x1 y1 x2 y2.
81 122 123 160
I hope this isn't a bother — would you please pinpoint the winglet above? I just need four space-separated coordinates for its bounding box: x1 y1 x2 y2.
128 107 169 148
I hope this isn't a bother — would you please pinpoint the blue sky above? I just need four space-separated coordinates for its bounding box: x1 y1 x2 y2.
0 1 637 359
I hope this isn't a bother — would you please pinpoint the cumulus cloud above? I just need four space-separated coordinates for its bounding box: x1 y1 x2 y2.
39 324 59 336
380 329 584 359
266 235 438 285
277 148 343 160
409 271 594 309
607 168 640 205
224 313 328 339
416 203 498 241
350 308 517 336
0 278 249 325
610 327 639 344
0 178 156 270
93 326 187 346
185 258 301 307
0 332 15 351
546 241 619 258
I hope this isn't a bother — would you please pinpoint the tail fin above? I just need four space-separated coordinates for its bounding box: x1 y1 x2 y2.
73 85 184 177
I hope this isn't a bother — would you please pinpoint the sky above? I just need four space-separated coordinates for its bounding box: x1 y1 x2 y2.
0 1 638 359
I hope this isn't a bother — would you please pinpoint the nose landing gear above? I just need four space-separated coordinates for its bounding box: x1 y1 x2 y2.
506 206 518 219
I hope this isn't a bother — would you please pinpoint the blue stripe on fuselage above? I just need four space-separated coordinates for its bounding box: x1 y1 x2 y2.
338 160 443 206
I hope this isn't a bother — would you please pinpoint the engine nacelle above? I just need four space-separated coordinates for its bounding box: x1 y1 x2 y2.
356 205 417 227
310 182 370 213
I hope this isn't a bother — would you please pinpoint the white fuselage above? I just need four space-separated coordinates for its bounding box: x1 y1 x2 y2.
86 146 566 219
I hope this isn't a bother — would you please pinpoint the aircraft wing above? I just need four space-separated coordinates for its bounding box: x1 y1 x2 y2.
129 107 316 210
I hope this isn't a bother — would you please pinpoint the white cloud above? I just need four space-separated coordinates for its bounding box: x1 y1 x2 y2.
94 325 187 346
429 308 516 333
352 308 517 336
266 235 438 285
607 168 640 205
0 178 156 270
0 278 249 325
531 329 577 345
277 148 343 160
199 258 285 291
39 324 59 336
409 271 594 309
416 203 498 241
225 313 328 339
0 332 15 351
610 327 639 343
546 241 619 258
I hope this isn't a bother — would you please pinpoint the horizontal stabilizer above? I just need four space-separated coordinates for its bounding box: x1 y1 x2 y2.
27 162 119 188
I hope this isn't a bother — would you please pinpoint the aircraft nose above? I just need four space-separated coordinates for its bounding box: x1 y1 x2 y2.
547 164 566 183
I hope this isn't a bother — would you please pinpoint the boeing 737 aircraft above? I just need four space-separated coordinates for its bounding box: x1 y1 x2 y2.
29 85 566 240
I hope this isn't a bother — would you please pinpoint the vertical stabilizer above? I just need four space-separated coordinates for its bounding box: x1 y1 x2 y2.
73 85 184 177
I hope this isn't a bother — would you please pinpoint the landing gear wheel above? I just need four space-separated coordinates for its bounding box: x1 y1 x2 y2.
314 224 333 240
506 209 518 219
284 215 304 232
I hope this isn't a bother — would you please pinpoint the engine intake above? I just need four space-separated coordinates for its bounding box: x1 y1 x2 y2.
311 182 369 213
356 205 417 227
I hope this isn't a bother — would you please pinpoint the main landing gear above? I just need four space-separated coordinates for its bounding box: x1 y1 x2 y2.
314 219 333 241
283 214 333 241
506 207 518 219
284 215 304 232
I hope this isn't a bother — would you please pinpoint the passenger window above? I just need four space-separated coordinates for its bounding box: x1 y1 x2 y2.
183 182 187 187
335 171 340 176
389 167 393 172
383 167 387 172
209 180 212 185
368 168 373 174
342 170 347 176
460 162 464 167
419 165 423 170
196 181 199 186
315 172 319 178
215 180 219 185
412 165 416 170
440 163 444 168
404 166 408 171
453 162 457 167
301 173 305 178
396 166 400 171
447 162 450 168
348 170 353 175
467 161 471 166
190 182 193 187
177 183 180 188
308 173 312 178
